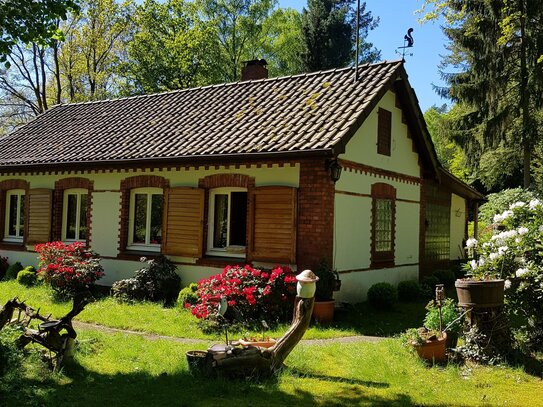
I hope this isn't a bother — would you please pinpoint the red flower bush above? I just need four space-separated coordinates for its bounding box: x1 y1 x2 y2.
189 264 297 327
35 241 104 297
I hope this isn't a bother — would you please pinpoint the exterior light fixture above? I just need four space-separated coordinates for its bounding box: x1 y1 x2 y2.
326 158 343 183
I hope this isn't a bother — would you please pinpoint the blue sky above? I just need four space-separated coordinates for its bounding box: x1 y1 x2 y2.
278 0 449 112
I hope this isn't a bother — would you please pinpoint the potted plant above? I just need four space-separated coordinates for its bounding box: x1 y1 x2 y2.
455 238 507 308
312 258 340 324
239 321 276 348
404 327 447 364
423 298 463 349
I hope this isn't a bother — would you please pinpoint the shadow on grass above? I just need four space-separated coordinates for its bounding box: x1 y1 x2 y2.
331 301 427 337
285 366 389 388
0 359 415 407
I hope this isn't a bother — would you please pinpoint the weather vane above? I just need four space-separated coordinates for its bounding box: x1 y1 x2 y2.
396 28 414 61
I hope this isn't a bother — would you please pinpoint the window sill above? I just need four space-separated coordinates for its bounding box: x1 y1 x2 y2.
196 256 249 268
370 258 395 269
0 241 27 251
117 250 161 262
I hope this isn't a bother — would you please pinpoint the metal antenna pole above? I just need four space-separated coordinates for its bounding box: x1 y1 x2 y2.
354 0 360 82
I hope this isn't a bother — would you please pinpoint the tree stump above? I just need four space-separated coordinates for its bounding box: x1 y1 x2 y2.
461 306 512 362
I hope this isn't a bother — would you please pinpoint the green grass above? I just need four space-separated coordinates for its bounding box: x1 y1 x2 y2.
0 280 431 340
2 328 542 406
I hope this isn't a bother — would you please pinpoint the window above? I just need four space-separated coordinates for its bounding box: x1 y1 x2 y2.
371 183 396 267
207 188 247 257
128 188 163 251
377 108 392 156
4 190 25 242
62 189 88 241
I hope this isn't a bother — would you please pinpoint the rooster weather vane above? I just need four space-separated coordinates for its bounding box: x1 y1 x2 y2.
396 28 414 61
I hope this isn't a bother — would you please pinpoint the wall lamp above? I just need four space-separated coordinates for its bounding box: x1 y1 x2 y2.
326 158 343 183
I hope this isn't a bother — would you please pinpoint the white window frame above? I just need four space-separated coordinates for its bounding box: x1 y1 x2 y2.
4 189 25 243
207 187 247 258
127 187 163 252
62 188 88 242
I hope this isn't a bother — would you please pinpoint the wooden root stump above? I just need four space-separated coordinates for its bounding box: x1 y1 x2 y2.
461 306 512 362
193 296 315 378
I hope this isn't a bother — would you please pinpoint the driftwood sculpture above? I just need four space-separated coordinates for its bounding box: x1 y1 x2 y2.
0 292 91 370
187 270 319 378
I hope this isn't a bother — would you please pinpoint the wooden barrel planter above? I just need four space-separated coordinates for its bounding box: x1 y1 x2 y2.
414 333 447 364
186 350 208 375
455 279 505 308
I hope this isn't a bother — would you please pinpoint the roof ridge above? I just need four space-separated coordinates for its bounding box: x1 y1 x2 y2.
55 59 404 108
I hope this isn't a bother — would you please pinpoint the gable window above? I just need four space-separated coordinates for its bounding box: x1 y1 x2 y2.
377 108 392 156
371 183 396 268
62 189 87 241
4 190 25 242
128 188 163 251
207 188 247 257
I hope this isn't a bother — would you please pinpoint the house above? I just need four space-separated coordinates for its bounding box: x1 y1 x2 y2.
0 60 483 303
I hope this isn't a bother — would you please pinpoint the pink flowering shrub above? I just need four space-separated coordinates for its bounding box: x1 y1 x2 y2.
35 241 104 297
189 264 297 328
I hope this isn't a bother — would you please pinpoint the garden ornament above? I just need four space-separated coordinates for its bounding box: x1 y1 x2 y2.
187 270 318 378
0 291 91 370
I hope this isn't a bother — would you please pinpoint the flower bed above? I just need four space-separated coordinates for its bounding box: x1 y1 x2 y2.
35 241 104 297
188 265 297 328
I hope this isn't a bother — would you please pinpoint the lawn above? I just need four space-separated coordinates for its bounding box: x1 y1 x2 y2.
2 281 543 406
0 281 425 340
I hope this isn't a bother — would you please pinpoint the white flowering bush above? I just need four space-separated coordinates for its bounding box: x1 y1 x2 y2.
465 198 543 351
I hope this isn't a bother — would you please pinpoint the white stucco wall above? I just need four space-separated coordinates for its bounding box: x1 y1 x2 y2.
334 90 422 303
450 193 467 260
0 164 299 286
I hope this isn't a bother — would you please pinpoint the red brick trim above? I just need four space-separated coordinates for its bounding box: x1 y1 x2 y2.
198 173 255 189
339 159 420 185
118 175 169 255
0 179 30 245
53 177 94 246
370 183 396 269
297 158 334 271
338 262 419 275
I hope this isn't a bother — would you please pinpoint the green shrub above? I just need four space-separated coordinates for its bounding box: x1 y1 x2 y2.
178 283 199 307
478 188 537 224
22 265 35 273
424 298 463 334
112 255 180 305
16 270 37 287
420 275 440 298
367 282 397 310
433 269 456 287
314 258 340 301
4 262 23 280
0 256 8 280
397 280 421 302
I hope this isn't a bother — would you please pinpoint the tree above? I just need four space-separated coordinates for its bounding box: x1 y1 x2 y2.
197 0 276 82
420 0 543 189
123 0 218 93
257 8 304 77
300 0 379 72
0 0 79 63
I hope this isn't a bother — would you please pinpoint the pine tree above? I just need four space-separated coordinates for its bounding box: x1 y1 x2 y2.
426 0 543 189
300 0 379 72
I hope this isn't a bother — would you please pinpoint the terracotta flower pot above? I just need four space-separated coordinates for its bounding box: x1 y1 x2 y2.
413 333 447 363
455 279 505 308
312 300 335 325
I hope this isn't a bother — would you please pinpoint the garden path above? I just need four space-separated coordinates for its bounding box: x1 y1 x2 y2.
73 321 384 345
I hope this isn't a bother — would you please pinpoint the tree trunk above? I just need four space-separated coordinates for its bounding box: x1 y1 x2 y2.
519 0 531 189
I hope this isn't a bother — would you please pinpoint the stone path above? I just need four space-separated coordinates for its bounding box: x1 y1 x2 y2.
73 321 384 346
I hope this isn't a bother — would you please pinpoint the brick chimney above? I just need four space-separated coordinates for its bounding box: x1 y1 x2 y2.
241 59 268 81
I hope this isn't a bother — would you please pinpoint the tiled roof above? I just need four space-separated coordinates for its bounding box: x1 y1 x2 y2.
0 60 405 167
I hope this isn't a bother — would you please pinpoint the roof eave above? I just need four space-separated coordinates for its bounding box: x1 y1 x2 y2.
0 148 334 174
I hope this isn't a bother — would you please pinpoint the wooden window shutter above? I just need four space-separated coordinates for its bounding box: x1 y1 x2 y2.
26 188 53 244
248 186 297 264
377 108 392 156
162 187 204 257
